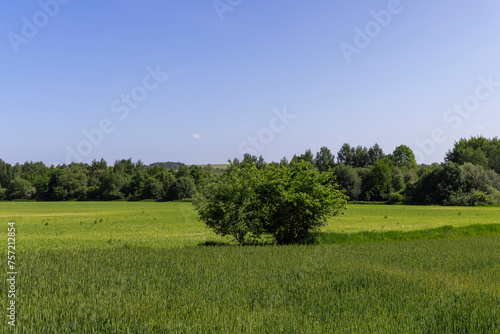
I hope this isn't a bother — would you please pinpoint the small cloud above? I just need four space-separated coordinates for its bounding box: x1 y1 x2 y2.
192 134 202 139
478 126 484 131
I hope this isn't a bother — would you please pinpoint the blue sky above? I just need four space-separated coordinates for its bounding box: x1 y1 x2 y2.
1 0 500 165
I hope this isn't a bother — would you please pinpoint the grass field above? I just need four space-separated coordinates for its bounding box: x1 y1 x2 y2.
1 202 499 333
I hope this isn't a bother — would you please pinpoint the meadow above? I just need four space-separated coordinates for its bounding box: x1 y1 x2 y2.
1 202 499 333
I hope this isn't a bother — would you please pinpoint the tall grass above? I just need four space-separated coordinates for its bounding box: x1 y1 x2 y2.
2 237 499 333
1 202 499 332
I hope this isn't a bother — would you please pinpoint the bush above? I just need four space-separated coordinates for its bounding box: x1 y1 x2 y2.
468 192 490 206
194 161 347 245
386 192 404 204
193 164 263 244
169 177 196 200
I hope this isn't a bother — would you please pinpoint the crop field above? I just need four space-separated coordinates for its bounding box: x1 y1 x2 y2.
1 202 500 333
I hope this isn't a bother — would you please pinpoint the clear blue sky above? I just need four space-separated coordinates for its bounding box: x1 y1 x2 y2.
1 0 499 165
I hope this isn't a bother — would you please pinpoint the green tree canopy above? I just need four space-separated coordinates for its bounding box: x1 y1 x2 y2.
391 145 417 169
194 161 347 245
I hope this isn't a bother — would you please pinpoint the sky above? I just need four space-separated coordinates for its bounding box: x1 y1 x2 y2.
1 0 500 166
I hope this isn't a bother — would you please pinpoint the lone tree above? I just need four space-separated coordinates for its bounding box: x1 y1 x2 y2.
193 160 347 245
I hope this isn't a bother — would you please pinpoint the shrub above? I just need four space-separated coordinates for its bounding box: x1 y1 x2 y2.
194 161 347 245
193 164 264 244
259 162 348 244
386 192 404 204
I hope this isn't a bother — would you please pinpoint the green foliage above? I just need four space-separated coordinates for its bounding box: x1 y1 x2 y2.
194 161 347 244
193 164 263 244
337 143 353 165
364 161 392 201
315 146 335 171
337 143 385 167
446 136 500 172
332 164 362 200
142 176 164 199
170 176 196 200
259 161 348 244
6 177 35 200
291 149 315 168
1 137 500 206
368 143 385 165
386 192 404 204
391 145 417 169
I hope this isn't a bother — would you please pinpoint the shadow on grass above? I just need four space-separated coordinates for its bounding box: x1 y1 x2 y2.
198 224 500 247
198 238 277 247
317 223 500 245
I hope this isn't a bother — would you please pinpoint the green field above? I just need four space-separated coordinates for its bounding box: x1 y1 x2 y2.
1 202 500 333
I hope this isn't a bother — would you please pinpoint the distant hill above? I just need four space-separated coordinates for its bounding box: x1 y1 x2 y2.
148 162 229 171
148 162 183 170
197 164 228 170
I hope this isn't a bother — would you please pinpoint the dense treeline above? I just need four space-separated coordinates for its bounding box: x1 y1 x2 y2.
1 136 499 205
445 136 500 173
0 158 215 201
235 137 500 206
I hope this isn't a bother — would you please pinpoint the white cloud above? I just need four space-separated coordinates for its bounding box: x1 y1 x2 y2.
192 134 202 139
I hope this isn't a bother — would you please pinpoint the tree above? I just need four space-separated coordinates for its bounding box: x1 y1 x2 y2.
337 143 354 165
368 144 385 165
315 146 335 172
101 170 126 200
445 136 500 173
21 161 50 199
169 176 196 200
193 161 347 245
292 149 315 167
7 178 35 200
352 146 369 167
261 161 347 244
142 176 164 199
193 164 263 244
89 159 108 186
176 164 191 178
391 145 417 169
332 164 362 200
0 160 20 189
364 161 392 201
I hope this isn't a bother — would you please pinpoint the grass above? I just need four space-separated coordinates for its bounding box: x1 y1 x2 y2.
0 201 223 250
0 202 499 332
327 204 500 234
318 223 500 244
2 201 499 250
5 238 500 333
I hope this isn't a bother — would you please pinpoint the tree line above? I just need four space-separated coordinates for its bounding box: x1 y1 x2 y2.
236 137 500 206
1 136 499 205
0 159 216 201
